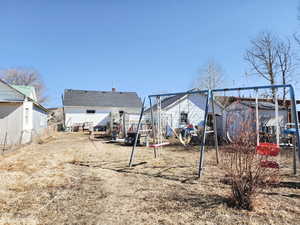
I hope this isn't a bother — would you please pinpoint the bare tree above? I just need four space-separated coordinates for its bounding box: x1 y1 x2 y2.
193 60 224 90
0 68 47 103
294 33 300 46
276 39 294 101
245 31 295 101
245 32 278 100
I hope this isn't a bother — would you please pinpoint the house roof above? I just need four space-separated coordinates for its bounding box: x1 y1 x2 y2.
11 85 37 101
0 79 48 112
144 94 185 113
216 96 300 108
63 89 142 108
145 90 224 113
238 100 287 110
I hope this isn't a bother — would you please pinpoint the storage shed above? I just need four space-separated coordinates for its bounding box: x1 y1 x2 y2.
224 100 289 140
0 79 48 145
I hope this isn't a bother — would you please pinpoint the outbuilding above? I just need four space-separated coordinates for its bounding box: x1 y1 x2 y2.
0 79 48 146
224 100 289 140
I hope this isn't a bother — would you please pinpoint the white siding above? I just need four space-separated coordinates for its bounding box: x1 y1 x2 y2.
21 101 33 144
127 114 140 124
21 103 48 144
147 94 224 134
0 102 24 145
64 106 141 127
32 105 48 134
165 97 204 128
65 108 110 127
0 82 48 145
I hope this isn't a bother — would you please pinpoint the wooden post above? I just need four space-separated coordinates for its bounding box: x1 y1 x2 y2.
2 132 7 153
123 112 127 139
198 91 210 178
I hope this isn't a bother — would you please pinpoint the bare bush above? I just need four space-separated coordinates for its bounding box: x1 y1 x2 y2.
221 108 280 210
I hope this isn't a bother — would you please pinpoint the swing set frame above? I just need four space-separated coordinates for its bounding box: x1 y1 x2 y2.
128 84 300 179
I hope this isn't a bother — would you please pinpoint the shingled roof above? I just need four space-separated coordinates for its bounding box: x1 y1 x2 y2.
63 89 142 108
238 101 286 110
215 96 300 108
144 94 185 113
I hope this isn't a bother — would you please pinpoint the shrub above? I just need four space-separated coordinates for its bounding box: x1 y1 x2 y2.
221 108 279 210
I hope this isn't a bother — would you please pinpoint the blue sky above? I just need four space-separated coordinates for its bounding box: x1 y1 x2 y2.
0 0 299 107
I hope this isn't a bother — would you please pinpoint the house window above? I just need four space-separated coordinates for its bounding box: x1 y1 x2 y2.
86 110 96 114
180 112 188 124
25 108 29 124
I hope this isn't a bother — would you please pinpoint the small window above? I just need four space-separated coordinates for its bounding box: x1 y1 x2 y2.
180 112 188 124
86 110 96 114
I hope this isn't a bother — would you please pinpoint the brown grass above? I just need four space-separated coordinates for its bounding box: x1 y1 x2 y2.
0 132 299 225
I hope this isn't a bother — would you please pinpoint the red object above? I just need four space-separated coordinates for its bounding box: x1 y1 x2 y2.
260 160 279 169
256 143 280 156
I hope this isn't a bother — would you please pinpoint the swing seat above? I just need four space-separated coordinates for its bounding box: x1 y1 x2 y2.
260 160 279 169
149 142 170 148
256 143 280 156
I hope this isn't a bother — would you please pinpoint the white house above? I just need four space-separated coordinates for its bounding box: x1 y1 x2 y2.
63 88 142 129
145 92 224 135
0 79 48 146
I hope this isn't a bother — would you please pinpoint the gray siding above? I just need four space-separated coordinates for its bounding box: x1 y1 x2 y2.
0 102 23 145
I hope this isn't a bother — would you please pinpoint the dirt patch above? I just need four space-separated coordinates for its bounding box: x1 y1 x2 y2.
0 132 299 225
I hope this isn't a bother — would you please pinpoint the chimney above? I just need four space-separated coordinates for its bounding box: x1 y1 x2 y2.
112 87 116 92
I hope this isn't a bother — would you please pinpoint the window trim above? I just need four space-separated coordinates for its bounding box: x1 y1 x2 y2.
180 112 188 124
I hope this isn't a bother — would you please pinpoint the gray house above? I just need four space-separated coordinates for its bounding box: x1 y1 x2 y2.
0 79 48 146
63 88 142 129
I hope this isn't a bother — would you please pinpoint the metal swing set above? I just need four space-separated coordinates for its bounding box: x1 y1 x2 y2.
128 84 300 179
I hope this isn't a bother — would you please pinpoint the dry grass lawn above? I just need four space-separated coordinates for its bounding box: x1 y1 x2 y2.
0 132 299 225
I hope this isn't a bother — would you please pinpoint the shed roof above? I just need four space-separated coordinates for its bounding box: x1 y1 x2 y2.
0 79 47 112
240 100 286 110
216 96 300 108
11 85 37 101
63 89 142 108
